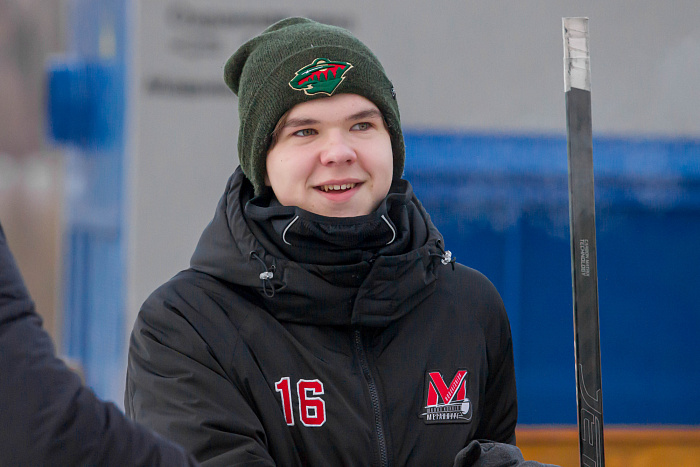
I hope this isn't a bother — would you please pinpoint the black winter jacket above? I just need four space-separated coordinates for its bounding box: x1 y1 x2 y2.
125 168 517 466
0 221 196 466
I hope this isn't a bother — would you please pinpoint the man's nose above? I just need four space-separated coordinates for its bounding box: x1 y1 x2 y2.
319 131 357 165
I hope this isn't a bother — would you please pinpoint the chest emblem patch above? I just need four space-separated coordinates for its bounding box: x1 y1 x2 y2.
420 369 473 424
289 58 353 96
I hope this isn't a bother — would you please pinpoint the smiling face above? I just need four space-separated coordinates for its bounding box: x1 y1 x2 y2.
265 93 394 218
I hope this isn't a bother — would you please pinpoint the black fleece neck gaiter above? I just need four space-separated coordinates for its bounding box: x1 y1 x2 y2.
243 180 428 266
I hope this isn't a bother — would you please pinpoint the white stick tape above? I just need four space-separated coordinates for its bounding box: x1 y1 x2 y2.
563 17 590 92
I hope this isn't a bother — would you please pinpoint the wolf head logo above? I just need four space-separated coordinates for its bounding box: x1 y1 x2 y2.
289 58 353 96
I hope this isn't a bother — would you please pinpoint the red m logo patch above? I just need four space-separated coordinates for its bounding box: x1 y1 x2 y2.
421 369 472 424
426 370 468 406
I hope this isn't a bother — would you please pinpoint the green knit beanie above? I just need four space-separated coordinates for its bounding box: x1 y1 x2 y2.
224 17 405 195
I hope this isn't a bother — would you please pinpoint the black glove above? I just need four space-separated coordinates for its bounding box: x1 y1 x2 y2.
454 440 560 467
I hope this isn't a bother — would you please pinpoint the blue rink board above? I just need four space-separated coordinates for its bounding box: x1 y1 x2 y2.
403 131 700 425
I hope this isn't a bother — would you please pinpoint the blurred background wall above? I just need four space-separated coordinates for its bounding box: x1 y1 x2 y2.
0 0 65 341
2 0 699 464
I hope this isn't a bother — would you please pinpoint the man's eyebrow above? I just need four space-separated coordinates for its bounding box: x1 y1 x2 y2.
280 118 319 130
347 109 383 121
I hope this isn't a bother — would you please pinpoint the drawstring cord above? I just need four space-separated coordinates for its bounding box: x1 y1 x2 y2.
282 215 300 246
250 251 276 297
436 240 456 270
380 215 396 245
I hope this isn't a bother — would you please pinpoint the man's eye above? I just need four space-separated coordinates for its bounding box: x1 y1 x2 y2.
293 129 316 137
351 122 372 131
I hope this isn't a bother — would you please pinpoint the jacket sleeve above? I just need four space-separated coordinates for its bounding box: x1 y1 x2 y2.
473 281 518 445
0 221 197 467
125 284 277 467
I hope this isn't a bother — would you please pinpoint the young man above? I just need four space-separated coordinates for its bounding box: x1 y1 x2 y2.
126 17 517 466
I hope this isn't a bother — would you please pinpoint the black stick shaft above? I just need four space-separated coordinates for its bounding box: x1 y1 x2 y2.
563 17 605 467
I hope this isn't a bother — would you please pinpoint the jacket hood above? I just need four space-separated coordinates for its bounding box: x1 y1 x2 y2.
190 167 451 327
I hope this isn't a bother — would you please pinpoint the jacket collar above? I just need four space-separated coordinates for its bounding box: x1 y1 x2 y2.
244 180 428 266
190 167 449 327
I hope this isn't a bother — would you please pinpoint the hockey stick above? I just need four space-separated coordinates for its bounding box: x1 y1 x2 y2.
562 17 605 467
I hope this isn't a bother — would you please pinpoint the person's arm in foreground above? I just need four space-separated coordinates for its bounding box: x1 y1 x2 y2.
0 221 197 466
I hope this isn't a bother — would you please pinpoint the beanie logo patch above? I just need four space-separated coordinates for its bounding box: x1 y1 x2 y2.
289 58 353 96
